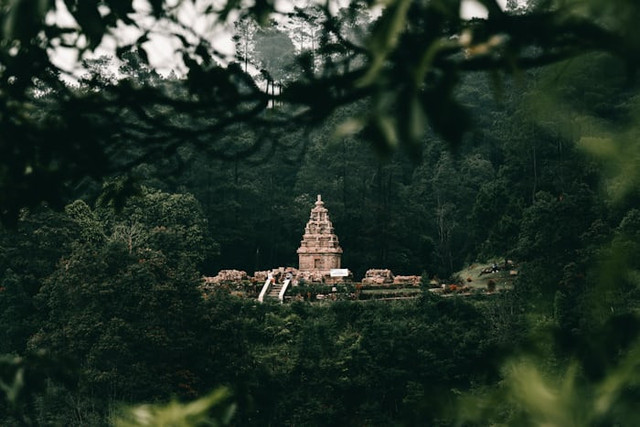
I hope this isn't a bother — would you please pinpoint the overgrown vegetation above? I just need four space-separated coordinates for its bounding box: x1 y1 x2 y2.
2 0 640 425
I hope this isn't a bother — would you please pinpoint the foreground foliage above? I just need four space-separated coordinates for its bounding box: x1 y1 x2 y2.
0 191 523 424
2 0 640 425
115 388 235 427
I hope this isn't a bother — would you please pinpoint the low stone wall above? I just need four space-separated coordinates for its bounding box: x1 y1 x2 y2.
206 267 422 289
361 269 394 286
203 269 248 284
297 270 326 284
254 267 299 283
393 275 421 286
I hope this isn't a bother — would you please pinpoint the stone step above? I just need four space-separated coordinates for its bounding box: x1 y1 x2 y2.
267 285 283 296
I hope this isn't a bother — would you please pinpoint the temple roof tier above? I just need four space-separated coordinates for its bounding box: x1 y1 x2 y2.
297 195 343 271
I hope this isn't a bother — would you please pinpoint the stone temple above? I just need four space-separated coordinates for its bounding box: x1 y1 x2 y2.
297 195 343 273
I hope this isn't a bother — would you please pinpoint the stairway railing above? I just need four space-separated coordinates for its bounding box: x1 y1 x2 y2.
258 274 272 303
278 278 291 303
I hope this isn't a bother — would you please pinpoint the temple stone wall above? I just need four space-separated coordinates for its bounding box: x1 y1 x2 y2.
297 195 342 273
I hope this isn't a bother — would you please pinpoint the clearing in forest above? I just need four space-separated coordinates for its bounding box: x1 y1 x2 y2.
454 260 517 292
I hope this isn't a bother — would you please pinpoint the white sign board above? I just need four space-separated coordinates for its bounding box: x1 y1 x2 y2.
330 269 349 277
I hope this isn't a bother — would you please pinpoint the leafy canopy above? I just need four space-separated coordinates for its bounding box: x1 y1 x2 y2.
2 0 640 222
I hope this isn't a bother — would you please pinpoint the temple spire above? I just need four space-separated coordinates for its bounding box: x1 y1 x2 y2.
298 195 342 272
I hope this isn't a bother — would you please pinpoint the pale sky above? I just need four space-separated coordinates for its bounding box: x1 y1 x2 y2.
50 0 510 79
461 0 509 19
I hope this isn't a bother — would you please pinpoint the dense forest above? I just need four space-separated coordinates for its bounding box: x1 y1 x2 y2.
2 0 640 425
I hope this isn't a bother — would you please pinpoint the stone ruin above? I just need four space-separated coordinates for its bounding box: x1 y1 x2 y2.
203 269 248 284
360 269 421 287
297 195 343 274
201 269 252 298
393 275 421 287
254 267 299 284
361 269 394 286
203 267 419 288
202 196 422 294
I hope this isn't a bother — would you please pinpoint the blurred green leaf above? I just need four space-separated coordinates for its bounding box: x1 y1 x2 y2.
115 387 235 427
357 0 411 88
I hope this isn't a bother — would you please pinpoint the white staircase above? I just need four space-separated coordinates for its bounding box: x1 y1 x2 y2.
258 275 291 303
